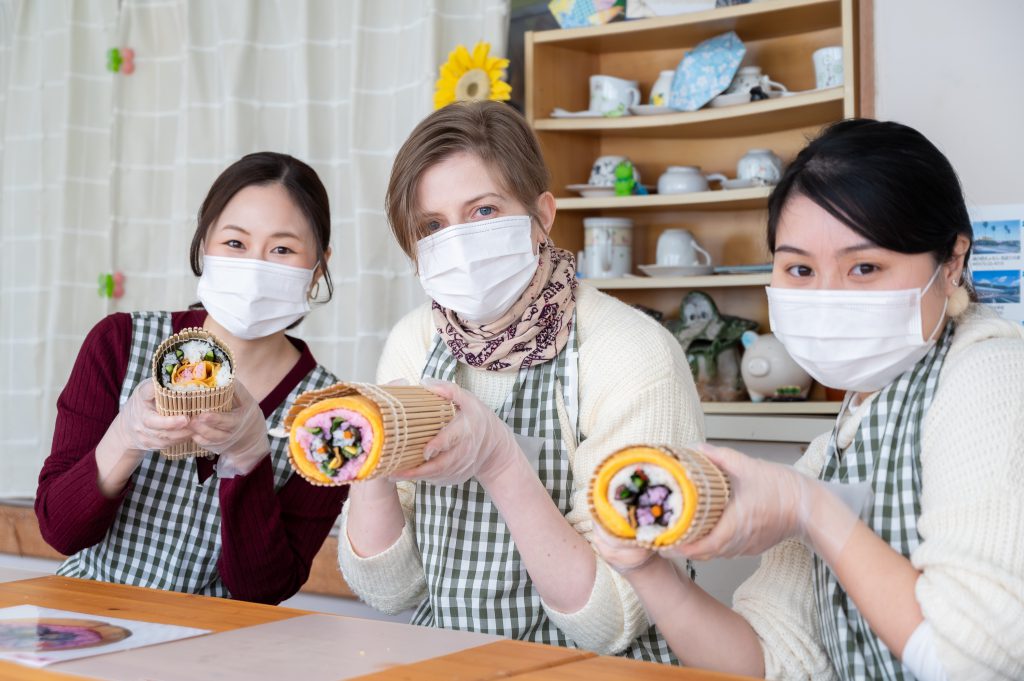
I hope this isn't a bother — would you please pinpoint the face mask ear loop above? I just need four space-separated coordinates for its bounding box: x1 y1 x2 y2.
922 264 949 342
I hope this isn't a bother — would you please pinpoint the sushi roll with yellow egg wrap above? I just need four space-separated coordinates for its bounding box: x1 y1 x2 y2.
284 382 456 486
589 445 730 548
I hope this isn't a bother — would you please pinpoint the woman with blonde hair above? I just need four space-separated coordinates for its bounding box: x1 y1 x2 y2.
337 101 704 661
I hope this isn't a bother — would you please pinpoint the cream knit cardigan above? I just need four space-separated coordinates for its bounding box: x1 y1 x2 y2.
733 304 1024 680
337 283 704 653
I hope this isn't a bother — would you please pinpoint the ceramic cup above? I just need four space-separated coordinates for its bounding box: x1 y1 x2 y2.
649 70 675 106
724 66 787 96
737 149 783 185
812 46 844 89
657 166 727 194
584 217 633 278
589 75 641 116
589 155 640 187
656 229 712 268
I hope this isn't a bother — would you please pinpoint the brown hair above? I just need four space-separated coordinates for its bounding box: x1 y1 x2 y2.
385 101 550 262
189 151 333 302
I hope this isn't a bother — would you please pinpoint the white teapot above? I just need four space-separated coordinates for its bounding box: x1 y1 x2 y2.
657 166 727 194
740 331 812 402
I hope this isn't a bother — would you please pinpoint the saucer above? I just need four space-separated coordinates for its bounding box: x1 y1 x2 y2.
551 108 606 118
721 177 775 190
566 184 616 198
638 264 714 277
708 90 784 108
629 104 674 116
567 184 656 198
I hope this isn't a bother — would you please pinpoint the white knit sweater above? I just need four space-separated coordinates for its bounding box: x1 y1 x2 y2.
733 304 1024 681
336 283 705 653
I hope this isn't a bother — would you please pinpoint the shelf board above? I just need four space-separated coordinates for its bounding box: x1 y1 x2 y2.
536 87 843 138
588 273 769 289
557 186 770 211
702 401 842 415
532 0 841 52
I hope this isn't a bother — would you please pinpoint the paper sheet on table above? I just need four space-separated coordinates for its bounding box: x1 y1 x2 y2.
54 613 502 681
0 605 210 668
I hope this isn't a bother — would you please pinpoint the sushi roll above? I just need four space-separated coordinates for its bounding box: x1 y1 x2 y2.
284 383 456 486
589 445 730 548
151 327 235 459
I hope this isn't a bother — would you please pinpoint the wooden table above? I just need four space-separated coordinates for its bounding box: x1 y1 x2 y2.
0 576 757 680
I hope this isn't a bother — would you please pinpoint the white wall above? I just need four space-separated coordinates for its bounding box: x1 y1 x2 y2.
873 0 1024 207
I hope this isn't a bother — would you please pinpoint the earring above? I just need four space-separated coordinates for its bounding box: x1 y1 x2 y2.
947 275 970 317
309 281 321 301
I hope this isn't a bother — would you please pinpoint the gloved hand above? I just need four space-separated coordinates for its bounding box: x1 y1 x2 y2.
189 382 270 478
96 378 191 496
590 523 658 574
388 377 521 487
110 378 192 453
672 444 858 562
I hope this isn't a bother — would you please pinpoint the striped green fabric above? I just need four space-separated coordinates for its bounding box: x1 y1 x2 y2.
814 323 955 680
412 317 676 662
59 311 336 596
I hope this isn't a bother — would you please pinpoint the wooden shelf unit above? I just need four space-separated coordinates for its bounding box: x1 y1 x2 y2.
525 0 858 433
590 273 770 290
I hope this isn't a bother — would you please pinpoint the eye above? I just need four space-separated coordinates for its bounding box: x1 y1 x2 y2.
270 245 295 255
224 239 244 250
475 206 495 218
850 263 880 276
785 264 813 278
426 219 443 233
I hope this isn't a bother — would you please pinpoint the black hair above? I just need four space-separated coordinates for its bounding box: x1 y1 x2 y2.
767 119 973 282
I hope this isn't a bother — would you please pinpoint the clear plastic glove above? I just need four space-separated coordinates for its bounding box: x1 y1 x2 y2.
673 443 814 561
189 382 270 478
590 523 658 574
388 377 521 487
673 443 858 562
96 378 191 496
110 378 192 453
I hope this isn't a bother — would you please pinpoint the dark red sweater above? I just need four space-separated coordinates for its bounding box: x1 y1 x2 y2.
35 310 348 604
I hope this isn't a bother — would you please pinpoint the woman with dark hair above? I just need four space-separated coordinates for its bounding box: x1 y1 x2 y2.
36 152 348 605
594 120 1024 680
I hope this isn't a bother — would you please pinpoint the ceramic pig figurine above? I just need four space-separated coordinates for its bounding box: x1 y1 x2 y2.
740 331 812 402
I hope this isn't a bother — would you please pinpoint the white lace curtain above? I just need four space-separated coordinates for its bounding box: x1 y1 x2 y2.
0 0 509 496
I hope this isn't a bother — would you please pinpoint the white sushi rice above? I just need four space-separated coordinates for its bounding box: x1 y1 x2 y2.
607 464 684 544
162 339 232 390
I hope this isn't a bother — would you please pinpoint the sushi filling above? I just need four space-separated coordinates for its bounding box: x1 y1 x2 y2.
608 465 683 543
160 340 232 391
294 408 374 482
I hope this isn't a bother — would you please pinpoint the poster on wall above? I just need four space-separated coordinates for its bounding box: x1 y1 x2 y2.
968 204 1024 325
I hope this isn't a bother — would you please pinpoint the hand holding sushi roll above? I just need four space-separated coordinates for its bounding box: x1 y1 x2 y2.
673 443 856 563
95 378 191 497
190 381 270 478
389 378 520 487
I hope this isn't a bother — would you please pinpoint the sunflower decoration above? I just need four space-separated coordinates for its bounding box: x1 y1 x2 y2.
433 41 512 110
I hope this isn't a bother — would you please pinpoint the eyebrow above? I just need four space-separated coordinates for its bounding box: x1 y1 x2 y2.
775 242 880 256
221 224 301 240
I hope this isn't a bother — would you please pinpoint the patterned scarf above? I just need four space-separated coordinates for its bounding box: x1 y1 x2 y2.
431 240 577 372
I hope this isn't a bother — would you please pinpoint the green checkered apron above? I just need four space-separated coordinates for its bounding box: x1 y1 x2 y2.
813 323 955 680
412 316 677 662
58 311 337 596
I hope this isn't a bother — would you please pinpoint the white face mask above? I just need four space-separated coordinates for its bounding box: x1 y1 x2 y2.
197 255 314 340
416 215 539 325
766 266 948 393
